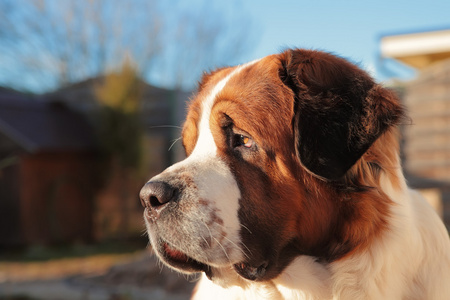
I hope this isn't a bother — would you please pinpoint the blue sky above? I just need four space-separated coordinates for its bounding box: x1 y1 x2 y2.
234 0 450 82
1 0 450 92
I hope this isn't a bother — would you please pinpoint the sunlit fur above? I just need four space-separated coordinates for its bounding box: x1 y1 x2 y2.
143 49 450 300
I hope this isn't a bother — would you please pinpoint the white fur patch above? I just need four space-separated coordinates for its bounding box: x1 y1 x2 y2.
151 60 260 265
150 55 450 299
180 60 260 263
191 59 260 157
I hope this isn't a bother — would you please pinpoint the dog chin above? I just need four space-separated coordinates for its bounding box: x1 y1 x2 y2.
153 238 210 274
153 237 271 285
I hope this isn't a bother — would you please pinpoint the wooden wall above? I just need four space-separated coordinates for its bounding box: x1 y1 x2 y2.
404 59 450 182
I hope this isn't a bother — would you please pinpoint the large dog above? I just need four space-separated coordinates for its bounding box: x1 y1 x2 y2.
140 49 450 299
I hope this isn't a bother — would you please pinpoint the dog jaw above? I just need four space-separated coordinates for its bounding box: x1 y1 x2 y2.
140 49 448 300
143 63 256 276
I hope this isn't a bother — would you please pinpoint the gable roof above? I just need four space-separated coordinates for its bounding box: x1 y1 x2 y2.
0 95 95 153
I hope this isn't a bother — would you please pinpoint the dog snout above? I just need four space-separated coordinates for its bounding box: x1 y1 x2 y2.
139 181 178 213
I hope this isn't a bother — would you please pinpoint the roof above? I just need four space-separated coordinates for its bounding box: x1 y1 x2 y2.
381 29 450 69
0 95 95 153
45 75 192 130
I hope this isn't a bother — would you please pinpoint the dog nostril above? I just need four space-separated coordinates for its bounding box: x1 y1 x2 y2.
139 181 178 209
150 195 163 207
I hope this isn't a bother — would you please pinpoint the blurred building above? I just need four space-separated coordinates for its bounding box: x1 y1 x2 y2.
46 76 191 242
47 76 191 169
0 93 96 246
0 79 191 247
381 28 450 227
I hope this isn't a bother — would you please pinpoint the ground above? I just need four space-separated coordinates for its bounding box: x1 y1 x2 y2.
0 248 196 300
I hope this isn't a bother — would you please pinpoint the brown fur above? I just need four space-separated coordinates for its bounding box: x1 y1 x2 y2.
181 51 403 269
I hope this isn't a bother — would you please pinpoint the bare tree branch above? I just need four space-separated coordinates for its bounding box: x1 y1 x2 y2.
0 0 254 93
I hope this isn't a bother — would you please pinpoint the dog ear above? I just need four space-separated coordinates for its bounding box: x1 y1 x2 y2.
279 49 404 181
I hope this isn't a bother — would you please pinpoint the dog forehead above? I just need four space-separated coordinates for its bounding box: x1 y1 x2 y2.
183 55 294 153
182 59 259 152
190 63 250 156
218 56 294 128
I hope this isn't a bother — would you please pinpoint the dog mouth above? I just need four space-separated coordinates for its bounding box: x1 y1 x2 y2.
156 239 268 281
157 239 209 273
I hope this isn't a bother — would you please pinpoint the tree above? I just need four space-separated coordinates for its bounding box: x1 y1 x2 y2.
0 0 255 240
0 0 254 93
95 59 145 171
93 60 147 239
154 1 255 89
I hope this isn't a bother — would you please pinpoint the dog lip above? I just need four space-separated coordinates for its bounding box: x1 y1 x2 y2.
162 242 190 263
157 239 208 273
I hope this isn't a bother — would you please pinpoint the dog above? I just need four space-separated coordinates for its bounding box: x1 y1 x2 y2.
140 49 450 299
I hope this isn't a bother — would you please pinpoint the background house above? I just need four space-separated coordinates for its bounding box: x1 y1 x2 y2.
45 75 191 241
381 28 450 228
0 93 97 246
0 79 191 247
46 75 191 172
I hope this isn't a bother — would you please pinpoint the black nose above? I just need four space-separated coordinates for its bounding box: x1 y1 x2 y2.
139 181 178 210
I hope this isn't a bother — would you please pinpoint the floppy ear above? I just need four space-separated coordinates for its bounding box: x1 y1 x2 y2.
279 49 404 181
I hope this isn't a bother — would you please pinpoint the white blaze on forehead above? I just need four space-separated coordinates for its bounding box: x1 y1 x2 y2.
180 60 259 263
191 59 260 157
151 59 261 265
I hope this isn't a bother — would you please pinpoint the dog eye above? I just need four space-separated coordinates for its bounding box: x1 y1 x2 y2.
233 134 253 148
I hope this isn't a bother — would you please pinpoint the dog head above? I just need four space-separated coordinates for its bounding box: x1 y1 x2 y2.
140 49 403 285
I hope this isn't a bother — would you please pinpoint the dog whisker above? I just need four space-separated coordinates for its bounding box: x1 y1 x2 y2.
241 224 253 235
213 236 232 264
221 233 251 260
187 273 202 283
203 219 252 260
201 235 211 248
208 221 252 257
149 125 183 129
201 221 214 244
168 137 182 151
